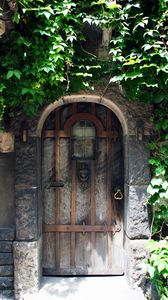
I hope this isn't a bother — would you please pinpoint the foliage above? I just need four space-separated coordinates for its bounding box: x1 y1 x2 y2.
0 0 105 123
97 1 168 297
145 239 168 300
0 0 168 296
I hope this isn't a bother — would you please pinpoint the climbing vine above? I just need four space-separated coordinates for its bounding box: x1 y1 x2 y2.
0 0 167 298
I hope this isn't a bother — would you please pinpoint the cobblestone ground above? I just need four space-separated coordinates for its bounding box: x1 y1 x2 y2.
24 276 146 300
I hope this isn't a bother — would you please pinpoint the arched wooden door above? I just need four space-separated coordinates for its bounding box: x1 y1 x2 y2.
42 103 124 275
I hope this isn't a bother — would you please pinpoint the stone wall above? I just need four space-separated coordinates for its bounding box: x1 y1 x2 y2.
0 226 15 300
14 237 42 300
8 85 153 298
0 154 15 225
0 152 15 299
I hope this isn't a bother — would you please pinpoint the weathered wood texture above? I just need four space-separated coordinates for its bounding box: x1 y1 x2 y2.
42 103 124 275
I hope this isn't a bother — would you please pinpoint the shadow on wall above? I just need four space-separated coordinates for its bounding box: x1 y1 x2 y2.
0 153 15 225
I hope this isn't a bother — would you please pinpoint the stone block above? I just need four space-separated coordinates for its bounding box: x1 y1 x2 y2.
0 289 14 299
0 266 13 277
125 136 151 185
14 237 42 300
0 277 14 290
125 238 148 289
0 254 13 265
0 242 12 253
124 185 150 239
0 290 15 300
0 227 15 241
15 187 38 240
15 137 38 186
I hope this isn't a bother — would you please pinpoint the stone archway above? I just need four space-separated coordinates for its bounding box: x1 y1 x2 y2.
36 95 128 137
13 93 152 299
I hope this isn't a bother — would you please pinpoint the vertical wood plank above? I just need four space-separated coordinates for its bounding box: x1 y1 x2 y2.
106 110 112 269
91 160 96 268
71 160 76 268
55 109 61 270
71 161 76 225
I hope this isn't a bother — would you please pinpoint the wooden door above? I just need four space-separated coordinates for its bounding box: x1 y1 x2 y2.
42 103 124 275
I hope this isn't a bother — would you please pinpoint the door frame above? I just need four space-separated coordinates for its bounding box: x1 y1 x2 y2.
42 104 124 275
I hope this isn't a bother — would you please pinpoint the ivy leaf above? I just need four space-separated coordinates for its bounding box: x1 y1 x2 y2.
155 166 166 176
12 12 20 24
109 74 125 83
147 185 159 195
143 44 153 51
151 178 163 186
21 88 34 95
124 72 143 80
123 59 140 66
158 261 168 273
43 11 51 19
0 83 6 92
6 70 14 80
13 70 21 80
106 3 121 10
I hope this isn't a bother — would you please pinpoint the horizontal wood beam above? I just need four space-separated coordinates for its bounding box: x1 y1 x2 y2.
44 224 121 233
43 130 118 139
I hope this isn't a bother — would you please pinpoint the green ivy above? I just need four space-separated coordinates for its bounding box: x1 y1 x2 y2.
145 239 168 300
0 0 106 120
0 0 168 297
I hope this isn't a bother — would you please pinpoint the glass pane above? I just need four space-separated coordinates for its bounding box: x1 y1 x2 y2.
71 120 96 160
72 140 84 159
72 121 96 138
84 140 94 158
72 127 84 137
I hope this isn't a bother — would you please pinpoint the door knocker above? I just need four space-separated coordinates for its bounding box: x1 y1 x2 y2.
113 188 123 200
77 162 90 182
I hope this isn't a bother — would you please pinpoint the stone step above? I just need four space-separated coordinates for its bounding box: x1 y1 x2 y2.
0 253 13 265
0 289 14 299
0 227 15 241
0 266 13 277
0 242 13 253
0 277 14 290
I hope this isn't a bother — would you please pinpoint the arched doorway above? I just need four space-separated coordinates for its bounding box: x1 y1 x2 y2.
13 93 151 299
42 102 124 275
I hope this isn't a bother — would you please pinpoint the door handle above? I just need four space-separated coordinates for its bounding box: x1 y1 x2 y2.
47 181 64 189
114 188 123 200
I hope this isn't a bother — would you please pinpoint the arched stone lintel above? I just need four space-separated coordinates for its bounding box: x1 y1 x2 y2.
36 95 128 137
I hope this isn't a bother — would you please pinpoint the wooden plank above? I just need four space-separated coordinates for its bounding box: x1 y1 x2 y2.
44 224 119 233
71 160 76 268
90 161 96 268
43 129 116 138
71 161 76 225
106 110 112 269
55 109 61 270
71 232 76 268
90 161 95 225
